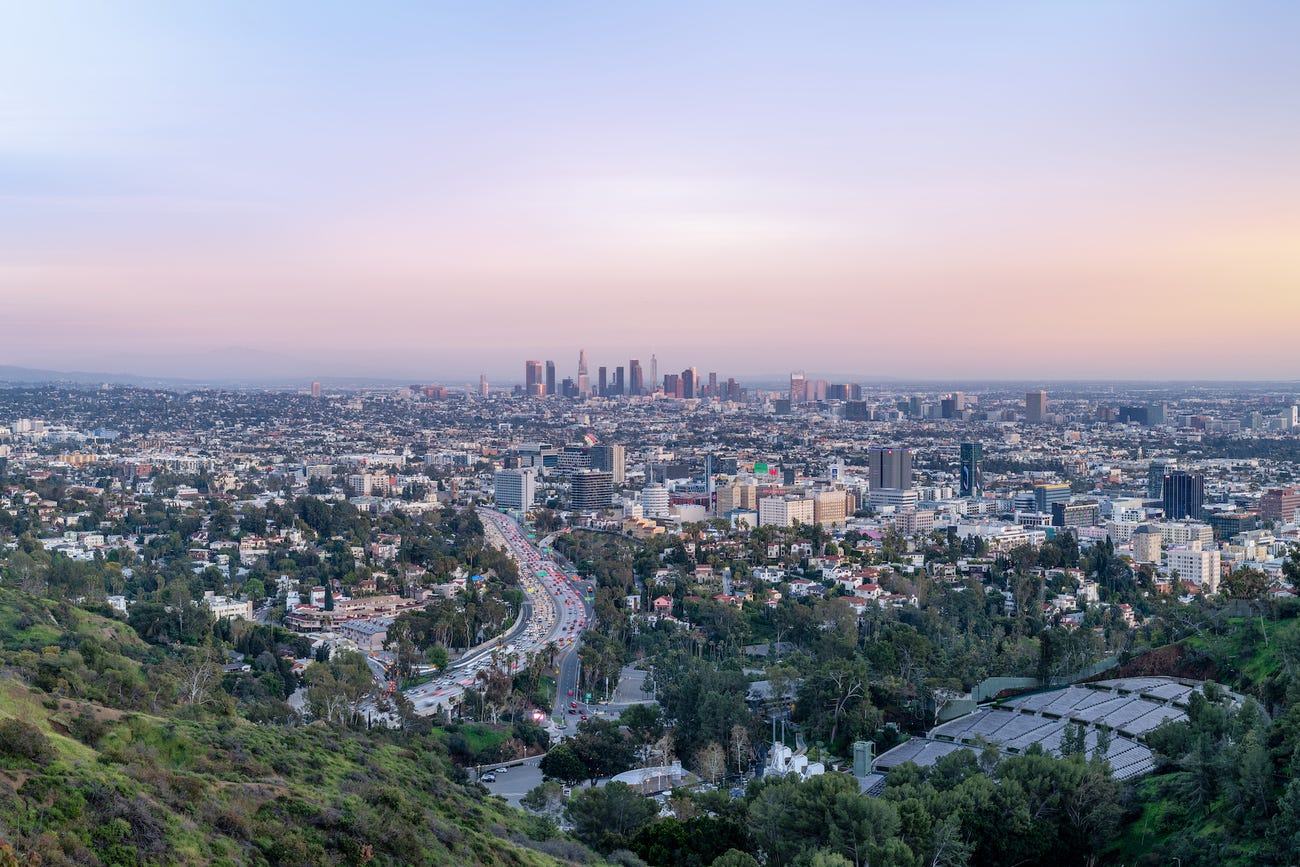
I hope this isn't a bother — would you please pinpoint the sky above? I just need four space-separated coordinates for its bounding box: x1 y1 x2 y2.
2 1 1299 383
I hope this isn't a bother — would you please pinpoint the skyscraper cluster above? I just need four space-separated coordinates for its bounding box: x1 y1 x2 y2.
520 351 742 400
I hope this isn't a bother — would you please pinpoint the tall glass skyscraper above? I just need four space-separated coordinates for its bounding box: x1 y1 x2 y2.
960 442 983 497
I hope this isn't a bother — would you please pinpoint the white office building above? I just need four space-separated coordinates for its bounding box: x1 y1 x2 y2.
1167 541 1221 594
494 468 537 510
758 496 815 528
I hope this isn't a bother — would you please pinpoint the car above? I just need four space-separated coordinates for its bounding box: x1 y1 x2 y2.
567 689 573 696
568 707 577 714
481 773 496 783
570 700 578 708
493 766 508 774
580 714 587 721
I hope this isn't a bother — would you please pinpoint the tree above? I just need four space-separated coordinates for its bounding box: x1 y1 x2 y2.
622 703 665 762
565 781 658 853
927 814 972 867
696 741 727 785
1222 566 1269 601
571 718 636 782
426 645 449 671
520 780 565 813
711 850 759 867
539 742 588 786
305 650 376 725
175 647 223 706
730 724 753 776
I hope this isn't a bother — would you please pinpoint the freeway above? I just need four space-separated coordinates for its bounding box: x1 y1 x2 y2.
401 509 593 730
478 510 596 733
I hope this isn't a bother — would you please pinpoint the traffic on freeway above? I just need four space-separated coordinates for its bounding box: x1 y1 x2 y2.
401 508 593 727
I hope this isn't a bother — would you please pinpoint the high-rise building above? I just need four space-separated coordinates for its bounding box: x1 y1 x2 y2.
959 442 983 497
311 381 321 398
1261 487 1300 525
1026 390 1048 423
1148 458 1177 500
790 371 806 404
663 373 680 397
1131 526 1162 563
525 360 544 394
589 444 626 485
479 373 489 398
868 447 913 490
629 359 643 396
1163 471 1204 520
598 366 607 397
1052 501 1100 528
682 368 697 399
545 360 556 396
577 349 591 397
570 469 613 511
493 468 536 510
1167 541 1220 594
613 366 625 396
650 354 658 391
1033 483 1071 514
641 483 670 518
942 392 966 418
707 372 718 398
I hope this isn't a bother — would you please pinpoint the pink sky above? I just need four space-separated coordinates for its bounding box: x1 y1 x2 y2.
3 3 1298 381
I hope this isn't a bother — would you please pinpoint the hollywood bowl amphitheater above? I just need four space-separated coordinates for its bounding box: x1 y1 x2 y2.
862 676 1242 794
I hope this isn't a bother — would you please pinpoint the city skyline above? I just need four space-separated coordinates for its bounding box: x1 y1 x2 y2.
4 3 1300 380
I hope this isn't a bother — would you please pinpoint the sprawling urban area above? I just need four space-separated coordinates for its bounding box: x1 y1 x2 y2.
3 359 1300 866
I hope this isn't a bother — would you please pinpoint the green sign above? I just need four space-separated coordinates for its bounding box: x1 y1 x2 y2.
585 693 592 702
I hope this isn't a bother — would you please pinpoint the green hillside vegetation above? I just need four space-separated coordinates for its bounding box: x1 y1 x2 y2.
0 588 578 866
1108 601 1300 866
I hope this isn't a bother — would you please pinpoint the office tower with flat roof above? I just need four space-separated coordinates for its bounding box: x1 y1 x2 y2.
790 371 806 403
613 366 625 396
590 443 625 484
959 442 983 497
1034 483 1071 514
868 446 913 490
682 367 697 399
598 366 607 397
1148 457 1177 500
1163 471 1204 520
570 469 614 511
479 373 488 398
311 381 321 398
663 373 681 397
629 359 643 396
545 360 556 396
493 468 536 510
525 360 544 394
650 354 658 390
1261 487 1300 525
707 371 717 398
1026 390 1048 423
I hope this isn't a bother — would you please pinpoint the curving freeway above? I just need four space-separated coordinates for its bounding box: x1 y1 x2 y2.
402 509 593 732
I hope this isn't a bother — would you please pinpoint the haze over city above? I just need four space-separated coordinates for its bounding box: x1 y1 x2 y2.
4 2 1299 381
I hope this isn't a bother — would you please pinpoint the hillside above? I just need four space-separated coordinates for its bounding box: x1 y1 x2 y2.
1105 608 1300 866
0 589 578 866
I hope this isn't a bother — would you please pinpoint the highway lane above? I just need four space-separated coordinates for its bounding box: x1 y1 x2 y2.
400 509 592 727
477 510 595 735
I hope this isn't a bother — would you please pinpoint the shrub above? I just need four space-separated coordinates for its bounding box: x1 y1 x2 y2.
0 718 55 764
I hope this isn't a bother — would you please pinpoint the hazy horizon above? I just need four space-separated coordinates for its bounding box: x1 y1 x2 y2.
4 2 1299 380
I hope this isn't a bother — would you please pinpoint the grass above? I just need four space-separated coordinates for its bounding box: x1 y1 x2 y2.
0 587 576 866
